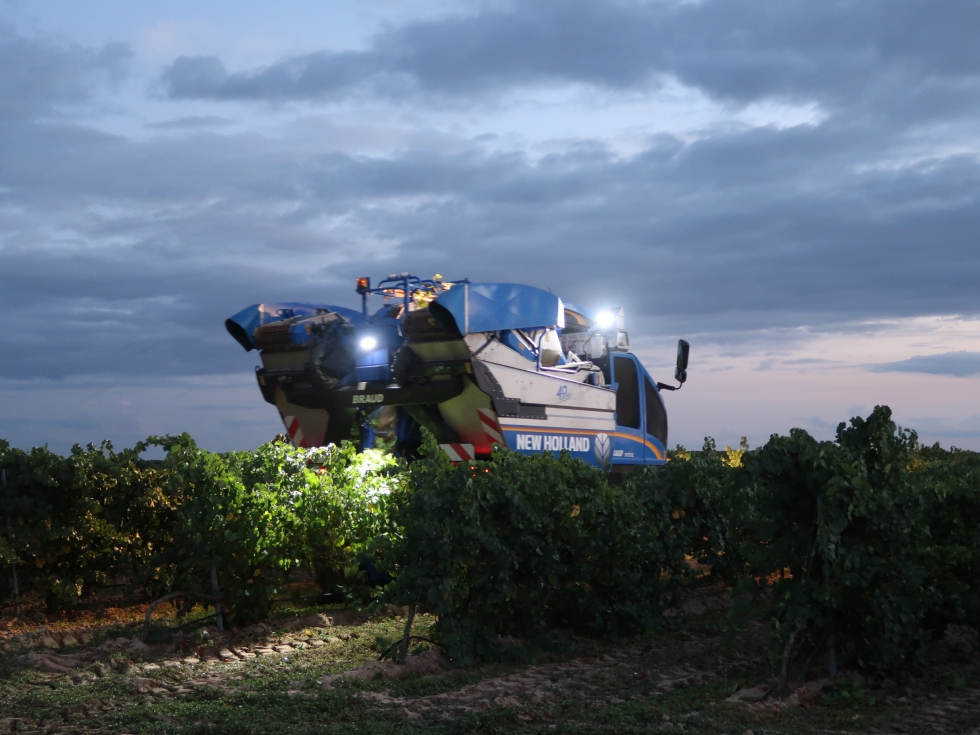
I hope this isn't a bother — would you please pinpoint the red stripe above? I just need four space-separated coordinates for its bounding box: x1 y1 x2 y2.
478 410 501 432
478 411 503 443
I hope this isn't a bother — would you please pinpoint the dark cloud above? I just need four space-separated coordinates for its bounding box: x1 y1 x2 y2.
0 21 129 120
160 0 980 120
871 352 980 377
161 52 388 101
2 113 979 381
2 5 980 390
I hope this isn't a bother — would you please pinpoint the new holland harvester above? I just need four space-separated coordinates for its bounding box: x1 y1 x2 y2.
226 274 689 469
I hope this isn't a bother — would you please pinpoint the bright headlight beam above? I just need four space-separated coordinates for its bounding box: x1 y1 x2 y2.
359 336 378 351
596 311 615 329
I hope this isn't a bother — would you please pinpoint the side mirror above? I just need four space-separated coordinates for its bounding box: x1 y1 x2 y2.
675 339 690 384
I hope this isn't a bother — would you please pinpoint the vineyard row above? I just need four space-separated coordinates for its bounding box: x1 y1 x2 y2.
1 406 978 674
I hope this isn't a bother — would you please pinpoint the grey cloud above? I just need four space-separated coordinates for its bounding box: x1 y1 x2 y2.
0 374 278 453
3 114 979 381
146 115 233 130
4 9 980 386
0 22 130 120
161 51 389 101
870 352 980 377
159 0 980 118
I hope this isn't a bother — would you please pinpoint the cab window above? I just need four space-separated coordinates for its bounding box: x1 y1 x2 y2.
644 377 667 445
613 356 640 429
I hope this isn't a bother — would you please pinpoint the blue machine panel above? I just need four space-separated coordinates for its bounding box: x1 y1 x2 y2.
500 426 665 468
226 302 364 351
431 283 564 334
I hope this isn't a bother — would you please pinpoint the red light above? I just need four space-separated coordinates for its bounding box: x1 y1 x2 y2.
356 277 370 293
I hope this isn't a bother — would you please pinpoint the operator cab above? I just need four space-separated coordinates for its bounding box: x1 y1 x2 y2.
557 303 687 464
609 353 668 464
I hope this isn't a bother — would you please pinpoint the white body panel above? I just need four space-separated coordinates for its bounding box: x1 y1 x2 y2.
499 405 616 432
478 359 615 412
464 336 532 371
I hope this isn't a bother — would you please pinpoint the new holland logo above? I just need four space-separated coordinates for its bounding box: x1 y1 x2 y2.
515 434 591 452
352 393 384 405
594 433 611 464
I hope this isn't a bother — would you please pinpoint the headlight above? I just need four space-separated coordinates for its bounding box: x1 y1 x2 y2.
595 311 615 328
359 335 378 351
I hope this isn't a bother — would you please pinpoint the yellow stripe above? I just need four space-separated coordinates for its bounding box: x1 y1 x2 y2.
499 424 664 461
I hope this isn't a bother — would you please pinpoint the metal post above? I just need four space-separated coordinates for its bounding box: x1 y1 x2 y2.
209 565 224 633
2 470 20 618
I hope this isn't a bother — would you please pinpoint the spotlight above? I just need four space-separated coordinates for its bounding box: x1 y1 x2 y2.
359 336 378 351
596 311 615 329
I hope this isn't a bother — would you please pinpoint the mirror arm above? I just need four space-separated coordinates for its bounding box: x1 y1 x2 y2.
660 339 690 393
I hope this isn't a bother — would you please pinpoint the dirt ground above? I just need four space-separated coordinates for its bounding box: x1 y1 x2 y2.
2 588 980 734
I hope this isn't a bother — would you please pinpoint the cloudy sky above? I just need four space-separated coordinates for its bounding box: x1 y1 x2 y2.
1 0 979 453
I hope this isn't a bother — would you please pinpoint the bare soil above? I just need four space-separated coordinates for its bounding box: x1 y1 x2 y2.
2 587 979 734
